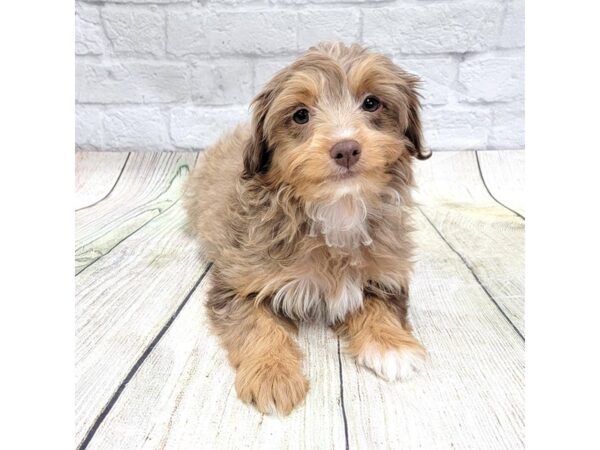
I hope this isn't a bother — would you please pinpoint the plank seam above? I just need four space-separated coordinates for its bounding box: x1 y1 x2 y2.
76 262 213 450
475 151 525 220
337 338 350 450
76 152 131 212
418 207 525 341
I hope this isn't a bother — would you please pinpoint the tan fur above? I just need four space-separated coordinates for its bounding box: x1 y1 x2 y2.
334 295 425 358
335 296 426 381
185 42 430 415
206 289 308 414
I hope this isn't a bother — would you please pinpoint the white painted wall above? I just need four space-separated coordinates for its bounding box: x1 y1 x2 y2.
75 0 524 152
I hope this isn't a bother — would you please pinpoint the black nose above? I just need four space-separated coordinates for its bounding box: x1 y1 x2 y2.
330 140 361 169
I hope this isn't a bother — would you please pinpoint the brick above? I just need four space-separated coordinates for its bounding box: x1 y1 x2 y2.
76 106 104 150
422 106 493 151
208 0 265 4
75 4 107 55
275 0 389 3
102 6 165 56
76 61 189 104
104 0 190 3
104 107 171 150
170 106 249 149
498 0 525 48
169 10 297 56
77 61 188 104
489 103 524 149
459 54 524 102
393 56 458 105
363 3 504 54
167 10 208 56
298 10 360 49
204 11 297 55
191 60 253 105
74 0 524 152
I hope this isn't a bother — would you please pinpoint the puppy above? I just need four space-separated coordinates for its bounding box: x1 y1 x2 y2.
184 42 431 415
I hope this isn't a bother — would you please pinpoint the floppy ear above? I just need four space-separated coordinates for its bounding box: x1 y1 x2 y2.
402 74 431 160
242 91 272 179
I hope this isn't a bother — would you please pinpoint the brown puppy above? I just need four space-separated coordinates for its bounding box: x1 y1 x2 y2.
184 42 431 415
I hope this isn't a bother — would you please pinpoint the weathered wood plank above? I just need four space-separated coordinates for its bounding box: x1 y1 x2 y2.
341 211 524 449
85 274 347 450
419 204 525 335
74 149 524 449
75 152 196 274
75 152 129 210
75 202 208 447
415 151 525 335
477 150 525 218
413 151 491 205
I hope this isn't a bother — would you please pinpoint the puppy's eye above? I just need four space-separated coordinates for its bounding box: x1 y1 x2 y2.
362 96 381 112
293 108 310 124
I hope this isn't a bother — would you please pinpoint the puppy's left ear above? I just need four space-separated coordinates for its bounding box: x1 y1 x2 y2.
242 65 294 179
242 90 272 179
402 74 431 160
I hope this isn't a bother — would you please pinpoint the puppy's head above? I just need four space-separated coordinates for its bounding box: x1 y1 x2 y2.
242 42 430 200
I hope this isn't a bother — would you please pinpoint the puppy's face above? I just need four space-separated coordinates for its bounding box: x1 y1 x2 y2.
243 43 430 201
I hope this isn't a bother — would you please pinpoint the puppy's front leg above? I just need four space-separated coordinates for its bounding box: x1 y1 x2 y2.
334 293 426 381
207 282 308 415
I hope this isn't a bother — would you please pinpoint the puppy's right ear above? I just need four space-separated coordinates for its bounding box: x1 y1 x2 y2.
393 69 431 161
242 91 273 179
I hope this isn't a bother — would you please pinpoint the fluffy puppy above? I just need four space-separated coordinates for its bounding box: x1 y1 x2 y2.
185 42 431 415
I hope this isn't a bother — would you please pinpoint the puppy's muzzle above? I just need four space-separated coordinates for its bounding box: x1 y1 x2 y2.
330 140 361 169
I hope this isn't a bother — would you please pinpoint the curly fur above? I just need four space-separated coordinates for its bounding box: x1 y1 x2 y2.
184 42 430 415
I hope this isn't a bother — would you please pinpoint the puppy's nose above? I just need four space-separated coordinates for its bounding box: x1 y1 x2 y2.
330 140 361 169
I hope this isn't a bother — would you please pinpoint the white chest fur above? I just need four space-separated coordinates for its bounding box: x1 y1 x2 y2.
305 191 373 248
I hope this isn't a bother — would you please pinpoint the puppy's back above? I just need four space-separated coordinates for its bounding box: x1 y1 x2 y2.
184 124 250 261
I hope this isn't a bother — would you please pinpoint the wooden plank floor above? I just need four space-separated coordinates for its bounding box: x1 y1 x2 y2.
75 150 525 450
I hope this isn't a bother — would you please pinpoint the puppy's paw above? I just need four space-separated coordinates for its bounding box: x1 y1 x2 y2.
235 360 309 416
357 342 426 382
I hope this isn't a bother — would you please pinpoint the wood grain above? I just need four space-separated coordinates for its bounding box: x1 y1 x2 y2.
75 152 129 210
75 202 208 447
74 149 525 450
75 152 196 274
341 210 524 449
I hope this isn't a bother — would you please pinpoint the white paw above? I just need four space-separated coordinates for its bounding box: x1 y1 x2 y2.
357 344 426 381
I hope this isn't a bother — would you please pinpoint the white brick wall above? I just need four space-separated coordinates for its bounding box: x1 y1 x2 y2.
75 0 524 152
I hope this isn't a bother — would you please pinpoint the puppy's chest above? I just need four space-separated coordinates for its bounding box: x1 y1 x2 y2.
306 194 373 249
271 197 379 323
271 264 364 324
